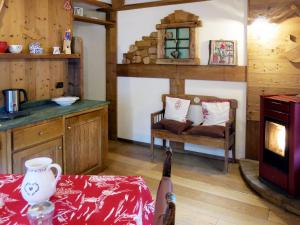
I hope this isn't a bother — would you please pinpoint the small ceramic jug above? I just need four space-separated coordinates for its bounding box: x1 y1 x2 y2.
21 157 61 205
52 46 60 55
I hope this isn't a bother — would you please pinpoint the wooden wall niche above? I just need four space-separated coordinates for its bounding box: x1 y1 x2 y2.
246 0 300 159
0 0 83 107
156 10 201 65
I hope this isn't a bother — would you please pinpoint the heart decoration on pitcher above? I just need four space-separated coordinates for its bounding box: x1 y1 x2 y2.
24 183 39 196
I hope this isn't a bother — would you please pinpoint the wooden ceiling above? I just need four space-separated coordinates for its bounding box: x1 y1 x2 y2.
114 0 210 11
249 0 300 23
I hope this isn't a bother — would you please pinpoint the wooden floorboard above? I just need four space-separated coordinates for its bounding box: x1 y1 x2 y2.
99 140 300 225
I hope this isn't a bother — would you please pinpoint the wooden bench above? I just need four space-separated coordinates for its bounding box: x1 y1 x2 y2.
150 94 237 172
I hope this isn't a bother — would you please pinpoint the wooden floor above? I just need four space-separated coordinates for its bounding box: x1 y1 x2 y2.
99 141 300 225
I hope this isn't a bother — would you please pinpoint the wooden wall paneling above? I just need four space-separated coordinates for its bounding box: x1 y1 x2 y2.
24 0 49 52
48 0 72 52
68 59 81 97
49 60 68 98
10 61 26 90
0 61 10 105
0 0 25 47
0 0 73 107
245 120 260 160
67 37 84 98
246 0 300 159
106 3 117 139
25 61 37 101
35 60 51 99
249 0 300 24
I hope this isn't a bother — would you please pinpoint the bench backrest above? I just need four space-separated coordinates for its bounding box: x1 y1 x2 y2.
162 94 238 122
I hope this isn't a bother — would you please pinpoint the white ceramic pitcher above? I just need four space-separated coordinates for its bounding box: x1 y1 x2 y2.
21 157 62 205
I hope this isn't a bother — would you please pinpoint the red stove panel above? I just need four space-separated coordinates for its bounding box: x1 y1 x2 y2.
260 95 300 196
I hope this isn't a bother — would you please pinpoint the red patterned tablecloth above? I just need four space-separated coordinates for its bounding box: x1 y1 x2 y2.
0 174 154 225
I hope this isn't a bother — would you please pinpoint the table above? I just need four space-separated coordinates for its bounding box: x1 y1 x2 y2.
0 174 154 225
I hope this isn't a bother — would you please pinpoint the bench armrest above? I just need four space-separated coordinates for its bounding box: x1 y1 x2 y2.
225 119 235 127
225 119 235 137
151 109 165 125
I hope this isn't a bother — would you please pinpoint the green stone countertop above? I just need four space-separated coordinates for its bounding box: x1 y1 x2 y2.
0 99 109 131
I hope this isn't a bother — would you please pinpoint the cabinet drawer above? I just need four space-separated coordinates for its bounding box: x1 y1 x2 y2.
66 110 101 127
13 119 63 151
264 99 290 113
13 138 63 174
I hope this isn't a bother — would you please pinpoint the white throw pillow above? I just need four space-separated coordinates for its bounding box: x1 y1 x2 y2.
165 96 191 122
187 105 204 126
202 101 230 126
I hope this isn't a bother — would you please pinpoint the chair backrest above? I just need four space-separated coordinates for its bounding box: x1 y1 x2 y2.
163 149 172 177
153 149 175 225
162 94 238 122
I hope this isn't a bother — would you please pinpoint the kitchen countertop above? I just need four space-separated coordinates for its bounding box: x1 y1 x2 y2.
0 99 109 131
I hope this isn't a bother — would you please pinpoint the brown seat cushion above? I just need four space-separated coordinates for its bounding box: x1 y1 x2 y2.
160 119 193 135
152 122 164 129
186 125 225 138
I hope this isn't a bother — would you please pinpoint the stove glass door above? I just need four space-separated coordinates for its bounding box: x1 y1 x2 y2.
265 121 286 157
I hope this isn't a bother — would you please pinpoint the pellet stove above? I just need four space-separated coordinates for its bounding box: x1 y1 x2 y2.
260 95 300 196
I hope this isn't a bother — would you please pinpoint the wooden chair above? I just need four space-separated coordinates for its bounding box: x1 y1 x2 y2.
151 94 237 172
153 149 175 225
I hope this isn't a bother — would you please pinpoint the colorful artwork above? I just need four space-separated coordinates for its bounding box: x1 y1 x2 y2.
209 40 237 65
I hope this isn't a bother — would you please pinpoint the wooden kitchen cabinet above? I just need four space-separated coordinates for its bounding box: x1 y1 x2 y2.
13 138 63 174
0 105 108 175
65 108 108 174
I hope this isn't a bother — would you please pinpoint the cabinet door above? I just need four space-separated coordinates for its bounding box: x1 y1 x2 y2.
65 110 105 174
13 138 63 174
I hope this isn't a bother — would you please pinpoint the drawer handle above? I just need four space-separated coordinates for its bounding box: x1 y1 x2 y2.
67 126 71 130
38 131 44 136
57 146 62 150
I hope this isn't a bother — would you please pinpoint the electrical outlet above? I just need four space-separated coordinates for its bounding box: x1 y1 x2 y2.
56 82 64 89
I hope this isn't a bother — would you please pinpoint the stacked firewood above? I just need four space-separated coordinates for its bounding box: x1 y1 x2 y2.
122 32 158 64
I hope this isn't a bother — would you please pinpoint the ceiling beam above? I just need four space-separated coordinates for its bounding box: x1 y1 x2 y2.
112 0 125 9
114 0 210 11
73 0 112 10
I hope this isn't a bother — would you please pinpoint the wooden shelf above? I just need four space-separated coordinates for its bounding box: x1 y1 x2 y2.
73 0 112 11
0 53 81 59
73 15 114 26
117 64 247 82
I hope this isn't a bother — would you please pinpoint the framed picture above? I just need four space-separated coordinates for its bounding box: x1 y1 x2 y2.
73 7 83 16
209 40 237 65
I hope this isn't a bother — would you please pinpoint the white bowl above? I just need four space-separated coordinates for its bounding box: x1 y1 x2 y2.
9 45 23 53
52 96 79 106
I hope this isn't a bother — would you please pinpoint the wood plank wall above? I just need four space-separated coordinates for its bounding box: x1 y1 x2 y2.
247 0 300 159
0 0 72 106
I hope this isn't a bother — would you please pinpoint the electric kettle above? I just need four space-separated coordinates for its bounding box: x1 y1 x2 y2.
2 89 28 113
